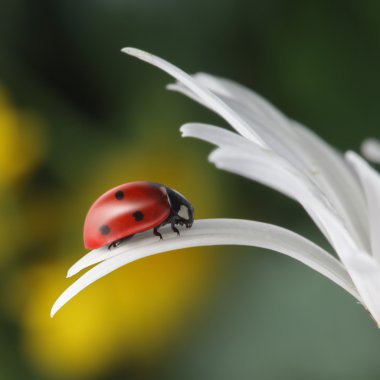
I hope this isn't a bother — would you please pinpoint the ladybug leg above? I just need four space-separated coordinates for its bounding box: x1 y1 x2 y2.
153 227 163 240
108 235 135 250
108 240 122 250
171 221 180 236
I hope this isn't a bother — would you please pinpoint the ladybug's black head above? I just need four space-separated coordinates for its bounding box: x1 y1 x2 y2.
165 186 194 227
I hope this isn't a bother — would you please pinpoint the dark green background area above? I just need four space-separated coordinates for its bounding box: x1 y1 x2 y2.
1 1 380 379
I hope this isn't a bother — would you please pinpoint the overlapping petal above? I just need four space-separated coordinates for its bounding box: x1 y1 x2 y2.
121 48 265 146
181 123 338 244
346 152 380 262
170 74 369 252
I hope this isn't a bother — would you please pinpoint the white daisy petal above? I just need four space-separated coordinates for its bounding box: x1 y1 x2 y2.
181 123 337 247
208 148 340 249
171 76 324 176
291 122 369 251
181 123 316 202
361 138 380 164
67 247 108 278
122 47 266 146
67 232 164 277
346 151 380 262
192 73 290 129
315 205 380 326
168 81 303 165
172 77 369 252
51 219 358 317
180 123 262 152
209 148 313 202
183 123 374 279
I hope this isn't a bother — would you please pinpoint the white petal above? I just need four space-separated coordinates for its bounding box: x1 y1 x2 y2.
314 205 380 326
209 148 342 247
170 74 321 176
208 139 380 324
169 81 303 166
182 123 339 248
209 148 313 202
172 77 369 252
51 219 359 317
346 152 380 262
191 73 292 132
181 122 262 152
179 106 380 324
121 47 266 146
67 247 107 277
361 138 380 164
181 123 316 201
67 232 164 277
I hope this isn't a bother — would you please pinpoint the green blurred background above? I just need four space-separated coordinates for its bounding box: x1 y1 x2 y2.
1 1 380 379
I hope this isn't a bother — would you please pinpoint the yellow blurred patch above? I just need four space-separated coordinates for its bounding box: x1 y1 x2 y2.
16 249 212 378
0 88 45 188
12 134 222 378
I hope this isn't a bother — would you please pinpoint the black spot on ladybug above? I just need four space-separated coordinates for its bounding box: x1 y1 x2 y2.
100 224 110 235
115 190 124 200
133 211 144 221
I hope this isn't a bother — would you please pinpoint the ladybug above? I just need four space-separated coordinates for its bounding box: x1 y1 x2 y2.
83 181 194 249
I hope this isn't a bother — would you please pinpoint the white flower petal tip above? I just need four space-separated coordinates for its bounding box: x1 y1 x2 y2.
121 47 266 146
121 47 154 63
50 218 359 318
361 138 380 164
66 247 108 278
50 303 59 318
66 231 168 278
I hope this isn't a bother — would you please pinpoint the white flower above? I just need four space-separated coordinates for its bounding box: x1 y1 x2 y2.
51 48 380 328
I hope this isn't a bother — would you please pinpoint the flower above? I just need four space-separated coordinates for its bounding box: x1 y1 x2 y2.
52 48 380 328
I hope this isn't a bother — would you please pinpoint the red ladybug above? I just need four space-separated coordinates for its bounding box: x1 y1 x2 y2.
83 181 194 249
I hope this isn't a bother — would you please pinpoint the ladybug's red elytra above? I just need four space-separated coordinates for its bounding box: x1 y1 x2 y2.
83 181 194 249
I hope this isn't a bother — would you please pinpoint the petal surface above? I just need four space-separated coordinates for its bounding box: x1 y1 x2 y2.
346 152 380 262
315 205 380 326
182 123 339 249
172 75 368 251
51 219 358 317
